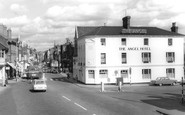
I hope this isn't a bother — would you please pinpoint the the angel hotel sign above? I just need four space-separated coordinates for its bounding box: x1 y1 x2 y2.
121 29 147 34
119 47 151 51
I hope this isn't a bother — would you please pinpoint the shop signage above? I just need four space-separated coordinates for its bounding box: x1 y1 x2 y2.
119 47 151 51
121 29 147 34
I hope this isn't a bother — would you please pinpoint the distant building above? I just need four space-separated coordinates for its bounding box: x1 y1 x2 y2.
73 16 184 84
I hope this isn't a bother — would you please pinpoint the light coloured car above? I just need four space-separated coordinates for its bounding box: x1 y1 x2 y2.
150 77 177 86
32 79 47 91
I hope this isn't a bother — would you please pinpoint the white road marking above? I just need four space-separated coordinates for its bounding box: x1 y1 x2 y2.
74 102 87 111
62 96 71 101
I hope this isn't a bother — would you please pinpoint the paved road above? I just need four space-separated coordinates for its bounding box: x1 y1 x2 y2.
0 73 166 115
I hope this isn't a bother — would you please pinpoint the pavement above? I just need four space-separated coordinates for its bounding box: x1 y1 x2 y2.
0 78 21 95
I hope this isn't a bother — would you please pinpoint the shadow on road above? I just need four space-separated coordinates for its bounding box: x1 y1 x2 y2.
29 89 46 93
141 93 185 112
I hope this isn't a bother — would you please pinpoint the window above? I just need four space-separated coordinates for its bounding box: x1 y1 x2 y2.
121 53 127 64
166 52 175 63
0 50 4 58
142 69 151 79
166 68 175 78
101 53 106 64
121 70 128 78
88 70 95 78
142 52 151 63
101 38 106 46
121 38 126 45
99 70 108 78
144 38 149 45
168 38 173 46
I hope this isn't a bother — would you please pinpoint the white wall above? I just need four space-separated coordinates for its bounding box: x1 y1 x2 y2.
75 36 184 84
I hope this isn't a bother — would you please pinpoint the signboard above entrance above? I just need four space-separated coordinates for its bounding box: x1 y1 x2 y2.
121 29 147 34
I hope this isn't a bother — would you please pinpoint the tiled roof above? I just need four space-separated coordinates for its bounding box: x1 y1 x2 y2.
0 35 8 50
77 26 184 38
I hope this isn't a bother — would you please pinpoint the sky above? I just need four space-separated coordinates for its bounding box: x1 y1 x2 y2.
0 0 185 51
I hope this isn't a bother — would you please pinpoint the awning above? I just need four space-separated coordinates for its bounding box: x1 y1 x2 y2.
7 62 16 69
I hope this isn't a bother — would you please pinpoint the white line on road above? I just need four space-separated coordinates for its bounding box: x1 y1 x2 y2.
74 102 87 111
62 96 71 101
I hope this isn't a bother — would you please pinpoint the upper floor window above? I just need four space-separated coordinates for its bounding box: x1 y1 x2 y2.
101 53 106 64
142 52 151 63
101 38 106 46
166 52 175 63
168 38 173 46
166 68 175 78
121 38 126 45
0 50 4 58
142 69 151 79
144 38 149 45
121 53 127 64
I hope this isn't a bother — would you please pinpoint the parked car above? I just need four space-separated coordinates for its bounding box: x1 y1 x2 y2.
150 77 177 86
32 79 47 92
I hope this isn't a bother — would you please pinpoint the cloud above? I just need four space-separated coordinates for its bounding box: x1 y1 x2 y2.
10 3 28 15
0 15 30 27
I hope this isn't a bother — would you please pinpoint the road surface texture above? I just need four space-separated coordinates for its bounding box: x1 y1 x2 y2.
0 73 184 115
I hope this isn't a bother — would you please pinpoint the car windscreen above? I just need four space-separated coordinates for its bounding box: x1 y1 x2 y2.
35 81 45 85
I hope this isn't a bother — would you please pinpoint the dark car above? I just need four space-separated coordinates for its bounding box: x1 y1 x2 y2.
150 77 177 86
27 71 43 80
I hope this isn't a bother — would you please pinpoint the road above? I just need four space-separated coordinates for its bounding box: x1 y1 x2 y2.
0 73 171 115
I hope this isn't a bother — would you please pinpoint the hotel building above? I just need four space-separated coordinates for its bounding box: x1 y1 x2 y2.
73 16 185 84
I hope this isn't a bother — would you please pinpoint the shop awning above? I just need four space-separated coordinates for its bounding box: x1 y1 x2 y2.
7 62 16 69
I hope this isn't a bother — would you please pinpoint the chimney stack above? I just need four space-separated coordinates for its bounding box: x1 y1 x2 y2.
171 22 178 33
122 16 131 29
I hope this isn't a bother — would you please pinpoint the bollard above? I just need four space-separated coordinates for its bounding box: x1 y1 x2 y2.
101 82 104 92
118 81 122 92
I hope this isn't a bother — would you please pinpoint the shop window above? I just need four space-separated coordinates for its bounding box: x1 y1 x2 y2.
99 70 108 78
142 69 151 79
142 52 151 63
166 52 175 63
121 53 127 64
166 68 175 78
88 70 95 78
101 53 106 64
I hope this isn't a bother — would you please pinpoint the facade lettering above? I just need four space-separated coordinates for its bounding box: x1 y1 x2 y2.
119 47 151 51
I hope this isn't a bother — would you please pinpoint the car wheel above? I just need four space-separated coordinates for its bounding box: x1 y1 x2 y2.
159 83 162 86
172 82 176 86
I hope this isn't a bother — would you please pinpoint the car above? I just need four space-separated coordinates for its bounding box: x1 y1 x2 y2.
32 79 47 91
150 77 177 86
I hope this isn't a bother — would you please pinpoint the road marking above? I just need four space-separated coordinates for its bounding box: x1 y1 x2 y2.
62 96 71 101
74 102 87 111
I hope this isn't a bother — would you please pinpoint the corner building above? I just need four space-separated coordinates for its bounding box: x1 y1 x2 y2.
73 16 185 84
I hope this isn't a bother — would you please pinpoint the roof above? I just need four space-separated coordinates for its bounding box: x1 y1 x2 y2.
76 26 185 38
0 35 8 51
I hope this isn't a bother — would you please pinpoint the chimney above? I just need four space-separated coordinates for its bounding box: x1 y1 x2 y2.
171 22 178 33
122 16 131 29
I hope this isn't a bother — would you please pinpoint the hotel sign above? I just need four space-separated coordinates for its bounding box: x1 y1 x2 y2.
121 29 147 34
119 47 151 51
